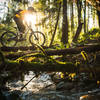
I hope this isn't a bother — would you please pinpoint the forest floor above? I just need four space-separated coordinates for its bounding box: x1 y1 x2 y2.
0 43 100 100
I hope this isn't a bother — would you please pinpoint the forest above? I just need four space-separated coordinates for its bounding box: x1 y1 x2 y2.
0 0 100 100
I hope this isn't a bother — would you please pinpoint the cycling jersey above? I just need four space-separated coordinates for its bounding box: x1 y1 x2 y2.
15 10 28 19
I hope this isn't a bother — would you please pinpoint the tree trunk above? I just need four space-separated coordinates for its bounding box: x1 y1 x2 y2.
77 0 82 25
84 0 86 33
45 44 100 56
72 0 82 43
49 3 61 47
97 10 100 27
86 0 100 28
87 3 90 31
71 1 74 35
72 22 83 43
61 0 68 45
3 44 100 57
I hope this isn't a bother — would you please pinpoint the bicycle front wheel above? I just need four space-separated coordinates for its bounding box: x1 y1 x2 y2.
1 31 17 47
29 31 45 46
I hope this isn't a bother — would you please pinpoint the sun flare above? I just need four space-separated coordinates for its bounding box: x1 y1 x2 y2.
24 13 37 27
24 12 45 31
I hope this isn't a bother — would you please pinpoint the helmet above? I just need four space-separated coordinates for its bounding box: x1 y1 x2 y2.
28 7 35 12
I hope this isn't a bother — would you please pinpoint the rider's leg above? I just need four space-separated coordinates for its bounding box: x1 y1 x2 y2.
19 32 23 38
14 17 25 38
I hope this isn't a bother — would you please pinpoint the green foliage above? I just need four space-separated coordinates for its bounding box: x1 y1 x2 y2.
0 23 17 35
1 0 29 25
79 28 100 43
12 0 28 4
0 0 99 47
87 28 100 35
36 0 62 46
1 14 13 25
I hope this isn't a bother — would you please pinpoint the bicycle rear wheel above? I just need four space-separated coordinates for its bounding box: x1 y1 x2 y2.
1 31 17 47
29 31 45 46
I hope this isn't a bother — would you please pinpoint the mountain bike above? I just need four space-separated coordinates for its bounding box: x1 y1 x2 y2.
0 24 45 47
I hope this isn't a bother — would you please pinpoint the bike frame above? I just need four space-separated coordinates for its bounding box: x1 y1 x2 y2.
24 23 38 40
16 23 34 40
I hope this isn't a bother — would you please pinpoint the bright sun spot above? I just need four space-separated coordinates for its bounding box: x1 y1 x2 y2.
24 13 37 28
24 12 45 31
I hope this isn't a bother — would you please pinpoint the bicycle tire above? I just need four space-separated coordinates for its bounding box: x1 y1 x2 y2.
29 31 45 46
1 31 17 47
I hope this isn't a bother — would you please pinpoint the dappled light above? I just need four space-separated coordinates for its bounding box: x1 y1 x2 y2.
24 13 37 27
1 0 100 100
24 12 45 31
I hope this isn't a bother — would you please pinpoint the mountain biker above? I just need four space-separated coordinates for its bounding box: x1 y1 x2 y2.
14 7 35 38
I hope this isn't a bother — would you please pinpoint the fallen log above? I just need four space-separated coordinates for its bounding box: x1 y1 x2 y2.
2 61 76 73
3 44 100 59
45 44 100 55
1 59 100 73
0 45 48 52
1 50 100 80
0 46 36 52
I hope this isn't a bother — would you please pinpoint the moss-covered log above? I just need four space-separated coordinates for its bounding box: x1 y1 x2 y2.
46 44 100 55
0 46 36 52
0 45 48 52
1 60 100 74
3 44 100 60
1 61 76 73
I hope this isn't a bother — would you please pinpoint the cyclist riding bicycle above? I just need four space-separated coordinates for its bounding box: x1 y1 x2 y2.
14 7 35 38
1 7 45 47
